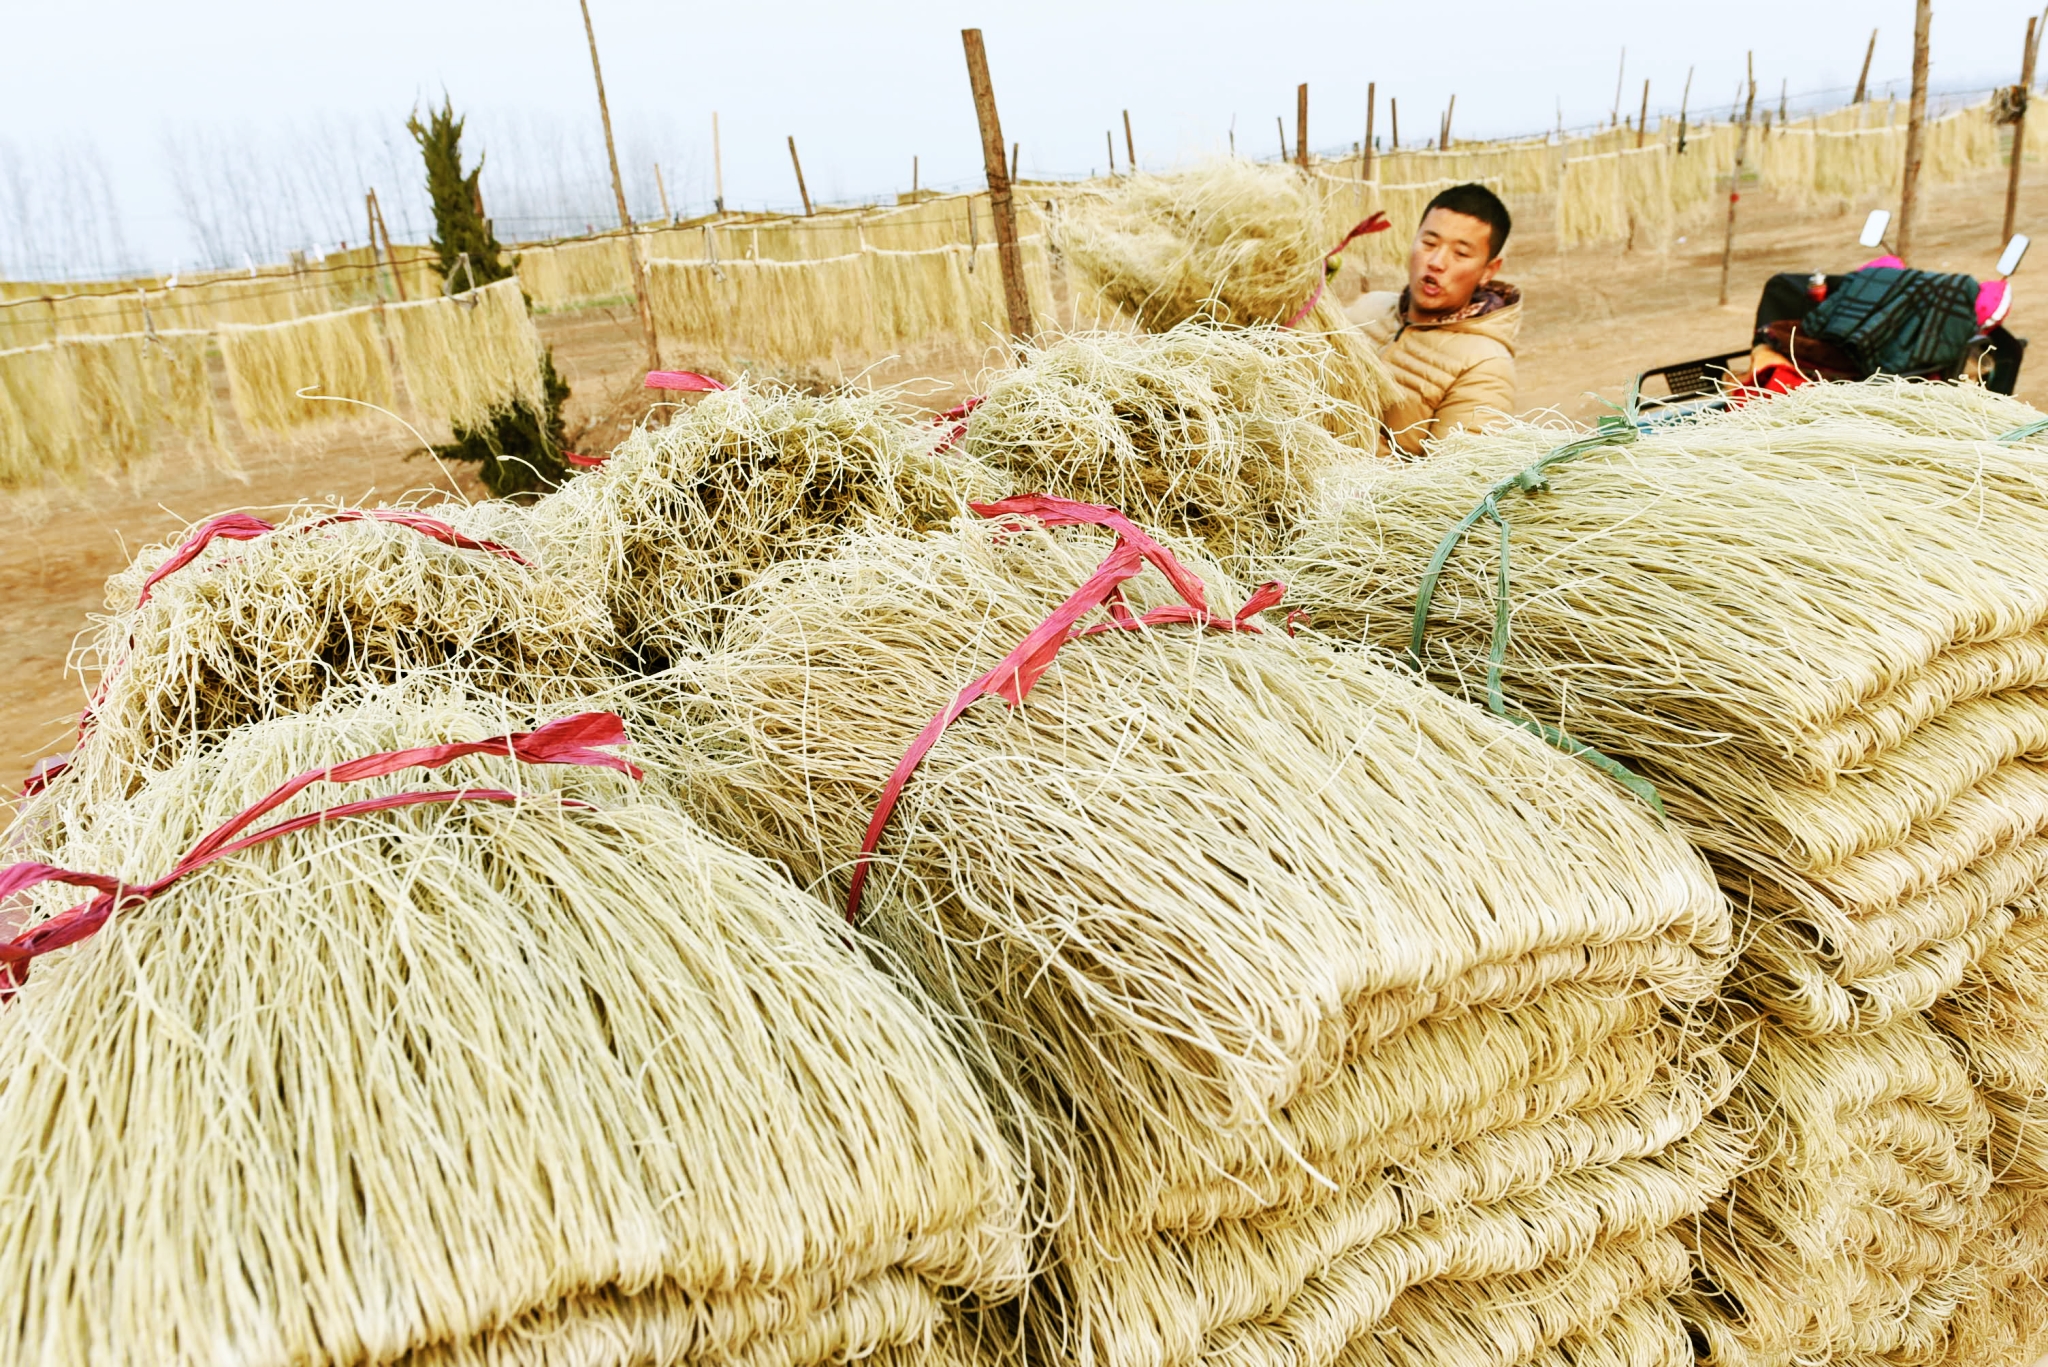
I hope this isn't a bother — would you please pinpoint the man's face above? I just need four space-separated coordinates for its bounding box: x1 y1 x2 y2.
1407 208 1503 317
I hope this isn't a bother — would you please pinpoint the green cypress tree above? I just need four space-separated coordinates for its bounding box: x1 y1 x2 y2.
407 100 511 286
407 99 572 499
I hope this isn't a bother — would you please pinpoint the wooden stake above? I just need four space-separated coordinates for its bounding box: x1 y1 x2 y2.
364 192 381 295
1611 46 1626 126
1678 67 1693 152
1898 0 1932 264
578 0 656 370
1124 109 1136 170
1364 81 1377 180
912 154 920 198
654 161 671 221
1854 28 1879 105
1107 129 1116 175
1637 79 1650 148
1442 94 1455 149
1719 55 1756 306
1779 78 1788 123
2006 16 2039 245
368 188 407 301
1276 116 1288 159
1011 141 1020 181
1391 97 1400 150
712 111 725 213
961 28 1034 341
1296 83 1310 167
788 136 814 215
581 1 633 230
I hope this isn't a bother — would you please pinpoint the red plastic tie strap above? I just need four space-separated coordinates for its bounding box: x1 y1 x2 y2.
932 395 985 454
1284 212 1392 328
563 451 608 467
20 756 68 798
138 509 528 607
645 370 730 392
844 496 1285 924
0 712 641 999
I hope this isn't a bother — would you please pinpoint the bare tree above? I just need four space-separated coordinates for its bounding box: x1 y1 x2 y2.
0 135 141 280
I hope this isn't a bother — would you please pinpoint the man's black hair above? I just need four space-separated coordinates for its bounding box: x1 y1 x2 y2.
1422 182 1511 258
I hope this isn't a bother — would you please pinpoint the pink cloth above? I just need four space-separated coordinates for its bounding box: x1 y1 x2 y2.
1978 278 2013 329
1858 254 1906 271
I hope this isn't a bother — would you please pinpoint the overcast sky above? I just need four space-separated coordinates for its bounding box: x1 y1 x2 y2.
1 0 2040 274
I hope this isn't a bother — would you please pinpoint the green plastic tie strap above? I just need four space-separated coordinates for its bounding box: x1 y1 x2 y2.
1408 419 1665 818
1997 417 2048 445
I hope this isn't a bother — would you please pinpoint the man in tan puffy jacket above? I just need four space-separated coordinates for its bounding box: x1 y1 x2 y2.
1344 183 1520 455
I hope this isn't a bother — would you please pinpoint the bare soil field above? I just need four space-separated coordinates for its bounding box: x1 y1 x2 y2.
3 165 2043 790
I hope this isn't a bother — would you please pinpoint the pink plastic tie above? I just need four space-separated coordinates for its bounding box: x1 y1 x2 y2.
0 712 641 999
844 497 1285 924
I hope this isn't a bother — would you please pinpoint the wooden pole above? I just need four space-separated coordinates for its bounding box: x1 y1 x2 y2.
654 162 671 221
1637 79 1650 148
372 190 407 301
1719 55 1756 306
788 136 814 215
1011 141 1020 181
1854 28 1879 105
369 188 407 301
578 0 656 370
1442 94 1455 149
1677 67 1693 152
1363 81 1377 180
1611 46 1626 126
1897 0 1932 264
2006 16 2039 245
712 112 725 213
1107 128 1116 175
364 192 382 297
580 0 633 230
1276 116 1288 159
961 28 1034 341
1779 79 1788 123
1296 83 1310 167
1123 109 1136 170
912 154 919 199
1391 97 1400 150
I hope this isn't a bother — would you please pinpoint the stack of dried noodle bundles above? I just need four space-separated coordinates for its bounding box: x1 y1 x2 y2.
1682 1012 1993 1366
1930 899 2048 1367
218 305 394 432
529 379 1008 660
958 325 1364 572
1272 386 2048 1361
384 277 548 433
673 508 1740 1367
1053 160 1389 432
1721 371 2048 446
31 499 614 830
0 689 1028 1367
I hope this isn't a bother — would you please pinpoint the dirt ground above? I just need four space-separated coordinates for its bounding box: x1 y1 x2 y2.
4 165 2044 787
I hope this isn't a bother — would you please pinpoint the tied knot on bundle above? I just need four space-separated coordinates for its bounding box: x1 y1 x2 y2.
1284 211 1392 329
1406 419 1660 815
0 712 640 998
846 493 1288 925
